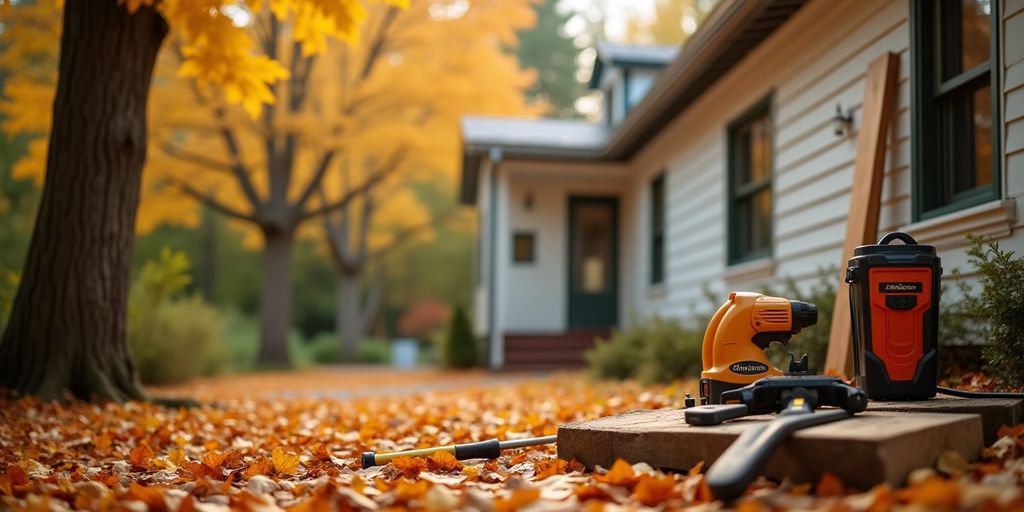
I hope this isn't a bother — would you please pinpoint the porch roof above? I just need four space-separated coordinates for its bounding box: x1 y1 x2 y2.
460 0 808 205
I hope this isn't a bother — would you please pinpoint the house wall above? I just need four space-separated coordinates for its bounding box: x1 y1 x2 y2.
501 161 630 332
1007 0 1024 221
622 0 1022 323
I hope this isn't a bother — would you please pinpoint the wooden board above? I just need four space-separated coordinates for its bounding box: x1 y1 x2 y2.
868 394 1024 445
558 409 981 490
824 52 901 375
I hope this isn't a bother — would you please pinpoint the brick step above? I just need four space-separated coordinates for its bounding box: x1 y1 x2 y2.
504 338 601 351
504 351 590 364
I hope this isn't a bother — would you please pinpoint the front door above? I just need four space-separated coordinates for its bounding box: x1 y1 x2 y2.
568 196 618 327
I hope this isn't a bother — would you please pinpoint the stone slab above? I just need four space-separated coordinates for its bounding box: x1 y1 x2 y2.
557 409 982 490
867 394 1023 445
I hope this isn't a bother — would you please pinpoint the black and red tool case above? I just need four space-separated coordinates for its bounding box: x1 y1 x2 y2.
846 232 942 400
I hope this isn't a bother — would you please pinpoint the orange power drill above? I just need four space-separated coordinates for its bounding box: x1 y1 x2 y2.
699 292 818 404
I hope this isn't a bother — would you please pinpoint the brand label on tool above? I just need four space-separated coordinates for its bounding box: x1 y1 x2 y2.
878 282 923 293
730 361 769 375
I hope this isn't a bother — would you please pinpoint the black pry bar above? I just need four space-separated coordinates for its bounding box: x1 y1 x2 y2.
705 398 851 501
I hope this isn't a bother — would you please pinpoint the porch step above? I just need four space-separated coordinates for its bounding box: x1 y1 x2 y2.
503 329 610 371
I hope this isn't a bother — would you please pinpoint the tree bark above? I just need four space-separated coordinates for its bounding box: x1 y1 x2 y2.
0 1 168 401
256 227 295 365
337 271 363 358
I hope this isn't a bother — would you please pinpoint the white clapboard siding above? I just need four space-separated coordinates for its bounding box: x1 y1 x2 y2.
1004 0 1024 247
625 0 914 320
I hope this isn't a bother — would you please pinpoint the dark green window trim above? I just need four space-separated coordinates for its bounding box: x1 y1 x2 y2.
727 95 774 265
911 0 1001 221
650 172 666 285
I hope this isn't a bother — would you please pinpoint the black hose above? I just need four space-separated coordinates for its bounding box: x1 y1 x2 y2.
937 386 1024 400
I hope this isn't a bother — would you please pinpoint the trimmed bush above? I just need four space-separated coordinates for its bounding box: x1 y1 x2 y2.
304 333 391 364
964 236 1024 387
128 248 227 384
587 314 704 384
443 305 477 368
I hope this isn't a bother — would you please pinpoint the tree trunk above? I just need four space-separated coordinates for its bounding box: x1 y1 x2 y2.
337 271 363 359
256 228 295 365
0 1 168 401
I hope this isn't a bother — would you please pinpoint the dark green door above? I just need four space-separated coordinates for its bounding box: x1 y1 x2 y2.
568 196 618 327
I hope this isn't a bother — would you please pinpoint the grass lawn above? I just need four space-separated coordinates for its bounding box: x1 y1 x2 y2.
1 372 1022 510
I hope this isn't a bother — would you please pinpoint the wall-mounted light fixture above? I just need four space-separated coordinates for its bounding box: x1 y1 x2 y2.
523 191 534 210
832 103 854 137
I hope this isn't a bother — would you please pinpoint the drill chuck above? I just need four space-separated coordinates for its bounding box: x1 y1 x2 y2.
789 300 817 333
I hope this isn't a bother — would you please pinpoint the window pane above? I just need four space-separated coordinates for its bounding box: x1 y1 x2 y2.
941 0 991 80
512 233 534 264
750 117 772 182
572 204 612 293
735 188 772 258
749 188 772 253
961 0 991 72
971 83 993 189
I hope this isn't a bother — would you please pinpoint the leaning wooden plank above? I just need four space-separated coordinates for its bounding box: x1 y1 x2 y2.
557 408 981 490
824 52 901 375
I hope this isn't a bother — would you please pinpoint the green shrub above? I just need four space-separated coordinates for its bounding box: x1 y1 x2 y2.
442 305 477 368
963 236 1024 387
587 314 704 383
303 333 390 364
221 309 259 370
128 248 227 384
129 296 227 384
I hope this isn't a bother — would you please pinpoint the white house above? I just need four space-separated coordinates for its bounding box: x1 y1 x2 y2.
460 0 1023 371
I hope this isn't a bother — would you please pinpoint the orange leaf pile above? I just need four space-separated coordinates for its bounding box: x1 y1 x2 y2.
0 373 1022 511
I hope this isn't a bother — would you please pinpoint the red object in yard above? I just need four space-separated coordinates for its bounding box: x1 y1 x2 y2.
398 299 451 339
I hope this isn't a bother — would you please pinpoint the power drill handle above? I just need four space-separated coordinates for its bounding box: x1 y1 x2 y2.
706 406 851 501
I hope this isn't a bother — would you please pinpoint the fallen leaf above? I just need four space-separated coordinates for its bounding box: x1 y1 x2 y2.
937 450 970 476
633 473 679 506
426 451 463 472
816 471 844 496
242 457 273 479
494 487 540 512
595 459 637 487
533 458 567 480
392 456 427 476
895 477 960 508
271 446 301 475
129 444 154 470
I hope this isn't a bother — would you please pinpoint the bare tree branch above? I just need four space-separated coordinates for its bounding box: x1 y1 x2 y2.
165 177 258 223
297 148 406 221
160 141 236 173
294 150 336 211
369 209 454 261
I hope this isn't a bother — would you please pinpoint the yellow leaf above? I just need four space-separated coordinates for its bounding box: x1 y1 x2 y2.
271 447 301 475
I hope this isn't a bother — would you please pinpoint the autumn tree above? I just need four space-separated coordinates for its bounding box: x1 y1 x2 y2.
623 0 718 46
307 0 537 356
0 0 377 400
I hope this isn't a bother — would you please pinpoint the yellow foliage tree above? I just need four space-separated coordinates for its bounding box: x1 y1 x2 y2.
623 0 718 46
3 0 540 368
0 0 387 401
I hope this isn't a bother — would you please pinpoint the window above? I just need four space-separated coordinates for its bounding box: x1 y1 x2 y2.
912 0 999 220
650 173 666 285
727 98 773 264
512 232 535 264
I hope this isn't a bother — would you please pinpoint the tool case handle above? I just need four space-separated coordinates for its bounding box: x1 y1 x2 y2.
877 232 918 245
